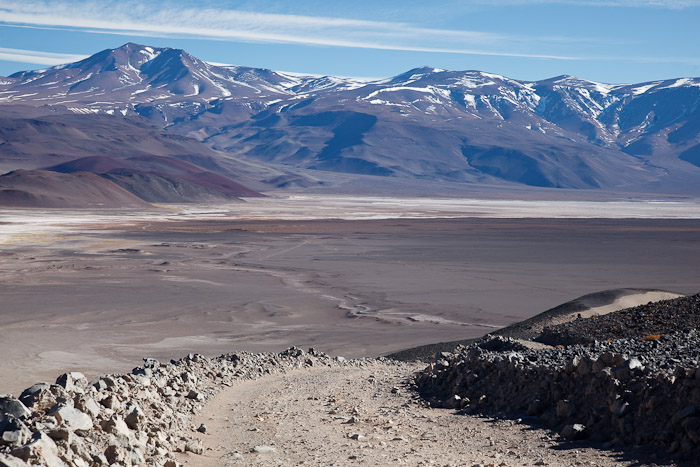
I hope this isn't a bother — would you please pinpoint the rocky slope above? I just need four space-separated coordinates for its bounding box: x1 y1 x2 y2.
417 295 700 462
2 43 700 194
537 294 700 346
0 348 365 466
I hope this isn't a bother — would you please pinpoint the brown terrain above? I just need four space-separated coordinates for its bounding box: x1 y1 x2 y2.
1 202 700 397
0 170 150 208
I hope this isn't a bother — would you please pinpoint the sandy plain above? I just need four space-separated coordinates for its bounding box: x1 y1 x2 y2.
1 196 700 396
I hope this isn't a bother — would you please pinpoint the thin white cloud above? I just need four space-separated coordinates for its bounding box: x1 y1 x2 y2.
0 47 87 65
467 0 700 7
0 0 696 68
0 0 585 61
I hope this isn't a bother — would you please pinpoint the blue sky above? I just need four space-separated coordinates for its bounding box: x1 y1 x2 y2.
0 0 698 84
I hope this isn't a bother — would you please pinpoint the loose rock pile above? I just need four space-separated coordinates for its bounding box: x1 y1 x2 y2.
538 293 700 345
416 331 700 459
0 347 368 466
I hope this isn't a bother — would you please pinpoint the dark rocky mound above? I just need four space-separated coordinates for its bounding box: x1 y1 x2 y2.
537 294 700 346
416 294 700 462
388 288 676 361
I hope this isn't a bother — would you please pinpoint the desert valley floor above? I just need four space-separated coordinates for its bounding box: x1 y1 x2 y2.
2 196 700 396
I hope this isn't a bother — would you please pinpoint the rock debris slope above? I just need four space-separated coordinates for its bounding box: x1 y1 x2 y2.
0 349 367 466
418 294 700 462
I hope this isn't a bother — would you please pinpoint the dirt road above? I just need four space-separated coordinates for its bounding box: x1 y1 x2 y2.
176 362 630 466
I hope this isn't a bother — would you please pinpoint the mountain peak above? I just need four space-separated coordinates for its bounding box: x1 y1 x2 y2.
385 66 448 84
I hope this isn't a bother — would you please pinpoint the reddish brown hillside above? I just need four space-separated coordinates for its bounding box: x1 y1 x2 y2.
0 170 151 208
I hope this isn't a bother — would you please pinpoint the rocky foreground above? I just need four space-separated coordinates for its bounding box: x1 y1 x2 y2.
0 348 369 466
417 294 700 462
2 294 700 466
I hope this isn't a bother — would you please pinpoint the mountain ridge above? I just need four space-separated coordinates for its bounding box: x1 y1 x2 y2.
2 43 700 196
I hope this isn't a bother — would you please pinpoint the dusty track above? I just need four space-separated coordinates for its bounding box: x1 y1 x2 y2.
177 362 629 466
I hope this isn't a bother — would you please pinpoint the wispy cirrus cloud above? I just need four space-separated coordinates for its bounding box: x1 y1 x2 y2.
0 46 87 65
0 0 592 61
1 0 697 69
466 0 700 7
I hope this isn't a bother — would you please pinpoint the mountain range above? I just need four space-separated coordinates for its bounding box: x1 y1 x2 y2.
1 42 700 206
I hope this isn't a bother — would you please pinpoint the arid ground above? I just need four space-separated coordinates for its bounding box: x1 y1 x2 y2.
2 197 700 396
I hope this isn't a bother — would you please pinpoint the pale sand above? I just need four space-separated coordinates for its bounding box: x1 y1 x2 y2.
1 202 700 396
555 290 684 323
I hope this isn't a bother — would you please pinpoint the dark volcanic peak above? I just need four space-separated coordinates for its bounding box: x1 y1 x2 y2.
2 43 700 194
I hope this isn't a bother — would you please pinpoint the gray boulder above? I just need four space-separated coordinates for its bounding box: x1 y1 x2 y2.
49 405 93 434
0 418 31 447
10 433 66 467
0 398 30 423
55 373 87 393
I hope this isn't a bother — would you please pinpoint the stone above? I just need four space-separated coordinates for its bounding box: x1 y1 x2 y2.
143 358 160 369
104 444 126 464
682 417 700 442
556 400 575 419
75 397 101 418
252 445 276 453
101 415 130 437
627 357 644 371
600 352 625 367
50 405 93 433
11 432 65 467
99 394 119 410
124 404 145 430
18 383 49 407
55 372 87 393
88 378 107 392
184 439 203 454
196 424 207 434
47 427 71 441
0 418 31 447
0 397 31 421
186 390 203 401
0 452 29 467
560 424 587 440
672 405 697 424
609 399 630 417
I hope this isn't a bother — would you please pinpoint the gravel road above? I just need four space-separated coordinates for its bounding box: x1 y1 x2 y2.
178 362 631 467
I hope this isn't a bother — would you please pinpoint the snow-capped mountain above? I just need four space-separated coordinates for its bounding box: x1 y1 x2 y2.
2 43 700 193
0 43 366 119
